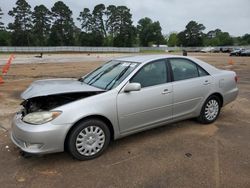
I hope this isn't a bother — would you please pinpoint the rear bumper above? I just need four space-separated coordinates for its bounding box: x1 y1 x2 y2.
11 112 72 154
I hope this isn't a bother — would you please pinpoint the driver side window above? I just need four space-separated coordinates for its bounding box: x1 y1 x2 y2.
130 60 167 88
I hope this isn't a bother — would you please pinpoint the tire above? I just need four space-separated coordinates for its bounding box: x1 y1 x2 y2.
198 95 221 124
67 119 110 160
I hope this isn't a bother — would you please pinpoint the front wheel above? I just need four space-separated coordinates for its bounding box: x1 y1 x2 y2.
67 119 110 160
198 96 221 124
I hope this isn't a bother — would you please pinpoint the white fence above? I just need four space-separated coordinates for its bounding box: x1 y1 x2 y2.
0 46 249 53
140 47 168 51
0 46 140 53
141 46 250 52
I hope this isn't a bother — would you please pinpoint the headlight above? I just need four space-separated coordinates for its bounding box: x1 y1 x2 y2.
23 111 62 125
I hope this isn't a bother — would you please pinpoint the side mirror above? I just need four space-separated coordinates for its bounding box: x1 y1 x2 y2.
124 83 141 92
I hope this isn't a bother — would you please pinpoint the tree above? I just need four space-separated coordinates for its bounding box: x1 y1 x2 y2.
78 4 107 46
92 4 106 38
113 6 136 47
177 31 186 46
77 8 92 32
151 21 165 46
178 21 205 46
0 8 10 46
48 1 76 46
105 5 117 39
78 5 136 47
79 32 104 46
32 5 51 46
237 34 250 45
137 17 152 46
217 32 233 46
78 5 105 46
204 29 233 46
242 34 250 44
168 32 179 47
137 17 165 46
204 29 221 46
8 0 33 46
0 7 4 30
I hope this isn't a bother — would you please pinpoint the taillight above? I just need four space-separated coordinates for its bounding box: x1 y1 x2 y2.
235 76 238 83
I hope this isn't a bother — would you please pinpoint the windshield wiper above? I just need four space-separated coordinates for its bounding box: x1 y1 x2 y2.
105 64 131 90
87 64 120 85
79 66 102 83
78 77 84 82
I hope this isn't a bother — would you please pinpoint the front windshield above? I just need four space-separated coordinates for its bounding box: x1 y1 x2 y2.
81 60 139 90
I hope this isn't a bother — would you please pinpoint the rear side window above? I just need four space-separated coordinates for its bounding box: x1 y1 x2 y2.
169 58 208 81
169 58 199 81
131 60 167 88
198 66 209 77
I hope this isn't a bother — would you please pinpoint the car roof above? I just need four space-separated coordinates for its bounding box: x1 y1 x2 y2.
114 54 186 64
114 54 220 74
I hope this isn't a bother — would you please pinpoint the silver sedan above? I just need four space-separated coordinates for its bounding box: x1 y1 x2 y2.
11 55 238 160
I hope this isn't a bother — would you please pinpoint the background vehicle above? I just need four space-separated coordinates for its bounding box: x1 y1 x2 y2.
241 49 250 56
200 47 220 53
230 48 245 56
11 55 239 160
200 47 214 53
221 47 233 53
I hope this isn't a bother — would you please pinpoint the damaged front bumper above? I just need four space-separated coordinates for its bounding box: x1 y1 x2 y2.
11 112 72 154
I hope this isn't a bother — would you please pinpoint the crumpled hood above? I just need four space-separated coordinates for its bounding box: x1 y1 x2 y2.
21 78 104 100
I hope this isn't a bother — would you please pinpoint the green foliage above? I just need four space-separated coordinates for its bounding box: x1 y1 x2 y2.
105 5 117 40
203 29 233 46
112 6 136 47
79 32 104 46
78 5 106 46
77 8 92 32
92 4 106 37
167 33 179 47
0 30 11 45
217 32 233 46
235 34 250 45
32 5 51 46
178 21 205 47
78 4 136 47
8 0 33 46
48 1 76 46
137 17 165 46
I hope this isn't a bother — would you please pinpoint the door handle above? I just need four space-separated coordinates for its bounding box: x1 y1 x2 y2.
203 80 211 85
162 89 171 94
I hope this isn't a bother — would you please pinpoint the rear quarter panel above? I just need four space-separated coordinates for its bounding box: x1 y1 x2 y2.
211 70 238 106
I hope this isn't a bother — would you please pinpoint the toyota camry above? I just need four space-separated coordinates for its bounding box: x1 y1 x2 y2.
11 55 238 160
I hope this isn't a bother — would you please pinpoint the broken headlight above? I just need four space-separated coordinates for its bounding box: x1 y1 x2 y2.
23 111 62 125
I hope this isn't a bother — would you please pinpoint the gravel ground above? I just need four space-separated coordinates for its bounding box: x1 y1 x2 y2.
0 52 249 188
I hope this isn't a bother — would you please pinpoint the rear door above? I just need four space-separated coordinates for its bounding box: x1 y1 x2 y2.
168 58 212 119
117 59 173 134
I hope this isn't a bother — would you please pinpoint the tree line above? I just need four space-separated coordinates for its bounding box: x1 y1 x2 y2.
0 0 249 47
168 21 250 47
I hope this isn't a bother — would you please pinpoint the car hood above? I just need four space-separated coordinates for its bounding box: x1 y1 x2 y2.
21 78 105 100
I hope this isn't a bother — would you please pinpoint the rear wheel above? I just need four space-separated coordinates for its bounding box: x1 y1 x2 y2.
67 119 110 160
198 95 221 124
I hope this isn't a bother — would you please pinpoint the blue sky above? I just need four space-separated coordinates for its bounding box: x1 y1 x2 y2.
1 0 250 36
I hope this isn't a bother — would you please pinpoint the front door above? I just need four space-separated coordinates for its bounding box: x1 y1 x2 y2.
117 59 173 134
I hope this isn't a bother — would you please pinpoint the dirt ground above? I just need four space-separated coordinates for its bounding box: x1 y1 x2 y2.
0 52 249 188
